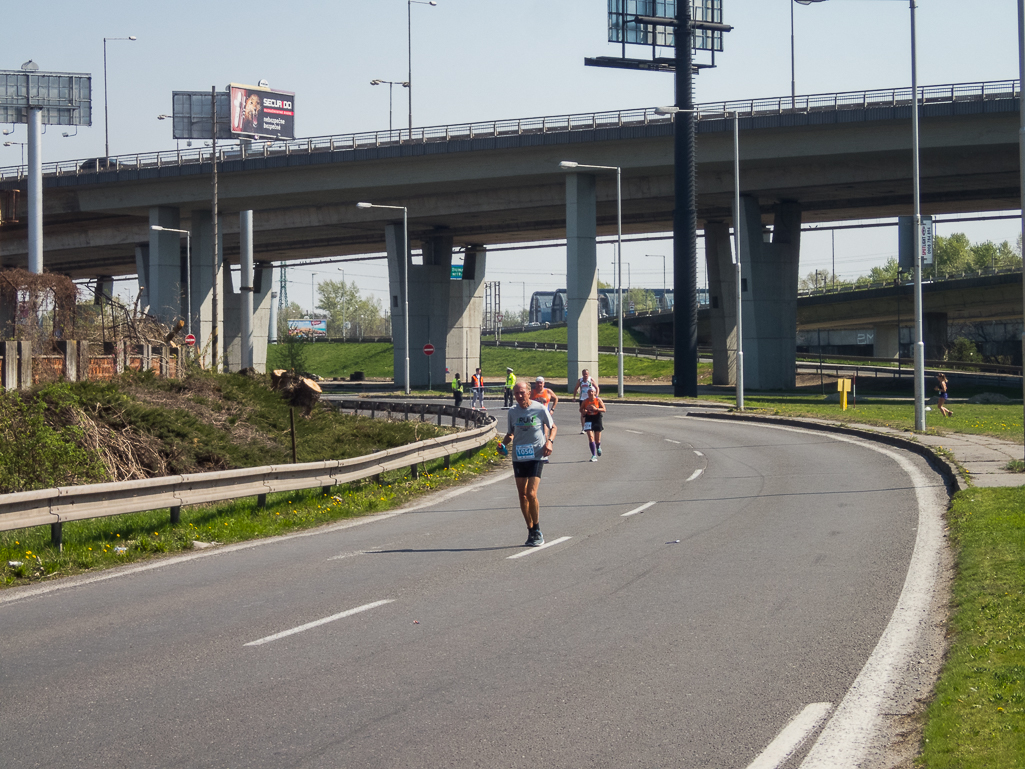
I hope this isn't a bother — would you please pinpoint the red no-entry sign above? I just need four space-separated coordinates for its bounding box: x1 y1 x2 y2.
185 334 196 346
423 343 435 356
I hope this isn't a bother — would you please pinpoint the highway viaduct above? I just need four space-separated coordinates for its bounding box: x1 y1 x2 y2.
0 80 1020 387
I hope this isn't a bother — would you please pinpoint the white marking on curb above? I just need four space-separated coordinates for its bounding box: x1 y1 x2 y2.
685 469 703 482
622 501 656 517
245 599 394 647
746 703 833 769
507 536 572 559
665 439 681 444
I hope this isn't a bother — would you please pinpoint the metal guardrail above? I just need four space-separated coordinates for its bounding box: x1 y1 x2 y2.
0 401 496 540
1 79 1016 181
798 264 1023 298
489 339 675 359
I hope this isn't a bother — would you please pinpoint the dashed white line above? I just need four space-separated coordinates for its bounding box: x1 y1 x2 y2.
622 502 656 517
685 469 703 482
665 439 681 444
507 536 572 559
624 429 644 434
694 451 704 457
245 599 394 647
746 703 833 769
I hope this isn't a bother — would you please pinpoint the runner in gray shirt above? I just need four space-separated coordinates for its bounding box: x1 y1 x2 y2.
499 381 557 546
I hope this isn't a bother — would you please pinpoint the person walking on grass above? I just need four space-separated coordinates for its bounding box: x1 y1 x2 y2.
498 381 557 546
936 373 953 417
580 386 606 462
451 373 463 408
572 368 596 433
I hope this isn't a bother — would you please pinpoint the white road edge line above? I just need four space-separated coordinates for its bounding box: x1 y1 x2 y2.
685 469 703 482
507 536 572 559
745 703 833 769
245 599 394 647
688 417 946 768
665 438 681 444
0 470 514 607
622 501 656 517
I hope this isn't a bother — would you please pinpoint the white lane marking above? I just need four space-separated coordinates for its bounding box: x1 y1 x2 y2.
624 429 644 434
685 469 703 482
746 703 833 769
694 451 704 457
687 418 947 768
328 549 383 561
507 536 572 559
622 501 656 517
245 599 394 647
664 439 681 444
0 470 514 608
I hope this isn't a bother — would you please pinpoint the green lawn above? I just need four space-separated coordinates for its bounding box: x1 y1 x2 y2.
920 486 1025 767
501 322 654 347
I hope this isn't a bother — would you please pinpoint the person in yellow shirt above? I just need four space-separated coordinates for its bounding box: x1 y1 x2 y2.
504 367 516 408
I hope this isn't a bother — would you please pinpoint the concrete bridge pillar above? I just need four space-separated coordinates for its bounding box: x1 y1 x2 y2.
564 173 599 392
222 211 272 373
704 221 739 385
446 245 487 385
739 197 802 390
874 323 901 359
145 207 182 322
191 209 225 370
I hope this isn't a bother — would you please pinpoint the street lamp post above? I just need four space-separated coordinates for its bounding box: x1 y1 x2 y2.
2 141 27 177
407 0 437 136
559 160 624 398
357 202 410 394
149 225 191 338
1018 0 1025 455
791 1 827 105
312 272 317 316
370 79 409 135
645 254 666 296
103 35 137 159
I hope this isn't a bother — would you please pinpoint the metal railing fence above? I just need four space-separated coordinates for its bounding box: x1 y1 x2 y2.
0 402 496 543
1 79 1016 181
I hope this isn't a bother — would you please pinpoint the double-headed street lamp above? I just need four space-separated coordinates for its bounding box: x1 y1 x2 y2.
103 35 137 158
558 160 624 398
370 79 410 134
149 225 192 339
357 201 410 394
407 0 437 135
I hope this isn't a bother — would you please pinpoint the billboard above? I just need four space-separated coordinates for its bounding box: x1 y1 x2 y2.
0 70 92 126
606 1 724 52
229 84 295 140
170 91 233 140
287 318 327 338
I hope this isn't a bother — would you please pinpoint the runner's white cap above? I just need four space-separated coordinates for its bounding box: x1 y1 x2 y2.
536 376 545 383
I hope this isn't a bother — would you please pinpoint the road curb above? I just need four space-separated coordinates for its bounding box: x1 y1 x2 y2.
685 411 966 495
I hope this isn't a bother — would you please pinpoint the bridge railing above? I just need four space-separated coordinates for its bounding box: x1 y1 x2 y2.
1 80 1018 182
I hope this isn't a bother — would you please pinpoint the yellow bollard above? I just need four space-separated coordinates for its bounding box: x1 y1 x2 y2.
837 378 852 411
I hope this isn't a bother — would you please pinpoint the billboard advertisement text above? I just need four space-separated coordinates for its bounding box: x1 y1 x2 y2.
230 84 295 140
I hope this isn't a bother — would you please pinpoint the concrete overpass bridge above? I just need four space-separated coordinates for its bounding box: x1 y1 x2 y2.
0 79 1020 387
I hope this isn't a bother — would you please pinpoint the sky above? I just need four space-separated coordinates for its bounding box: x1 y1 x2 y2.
2 0 1022 314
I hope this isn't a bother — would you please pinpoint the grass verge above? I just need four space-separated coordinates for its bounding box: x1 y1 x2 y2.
1 444 504 588
919 486 1025 767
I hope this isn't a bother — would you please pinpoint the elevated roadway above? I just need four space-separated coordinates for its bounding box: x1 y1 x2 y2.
0 80 1019 278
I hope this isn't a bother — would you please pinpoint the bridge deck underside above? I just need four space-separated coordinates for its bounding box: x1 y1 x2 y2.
0 104 1019 279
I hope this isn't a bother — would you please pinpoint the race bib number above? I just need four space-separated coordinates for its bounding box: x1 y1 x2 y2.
583 421 592 431
515 444 535 460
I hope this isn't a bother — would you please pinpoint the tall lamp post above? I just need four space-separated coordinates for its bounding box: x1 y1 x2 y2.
790 0 925 428
357 202 410 394
645 254 666 296
1018 0 1024 454
791 1 827 105
407 0 437 136
102 35 136 158
149 225 192 338
559 160 623 398
370 79 409 134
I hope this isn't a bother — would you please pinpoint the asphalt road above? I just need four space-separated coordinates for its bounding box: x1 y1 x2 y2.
0 405 949 769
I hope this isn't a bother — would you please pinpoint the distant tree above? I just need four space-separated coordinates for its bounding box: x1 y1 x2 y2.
316 279 389 338
625 287 657 311
801 268 846 291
